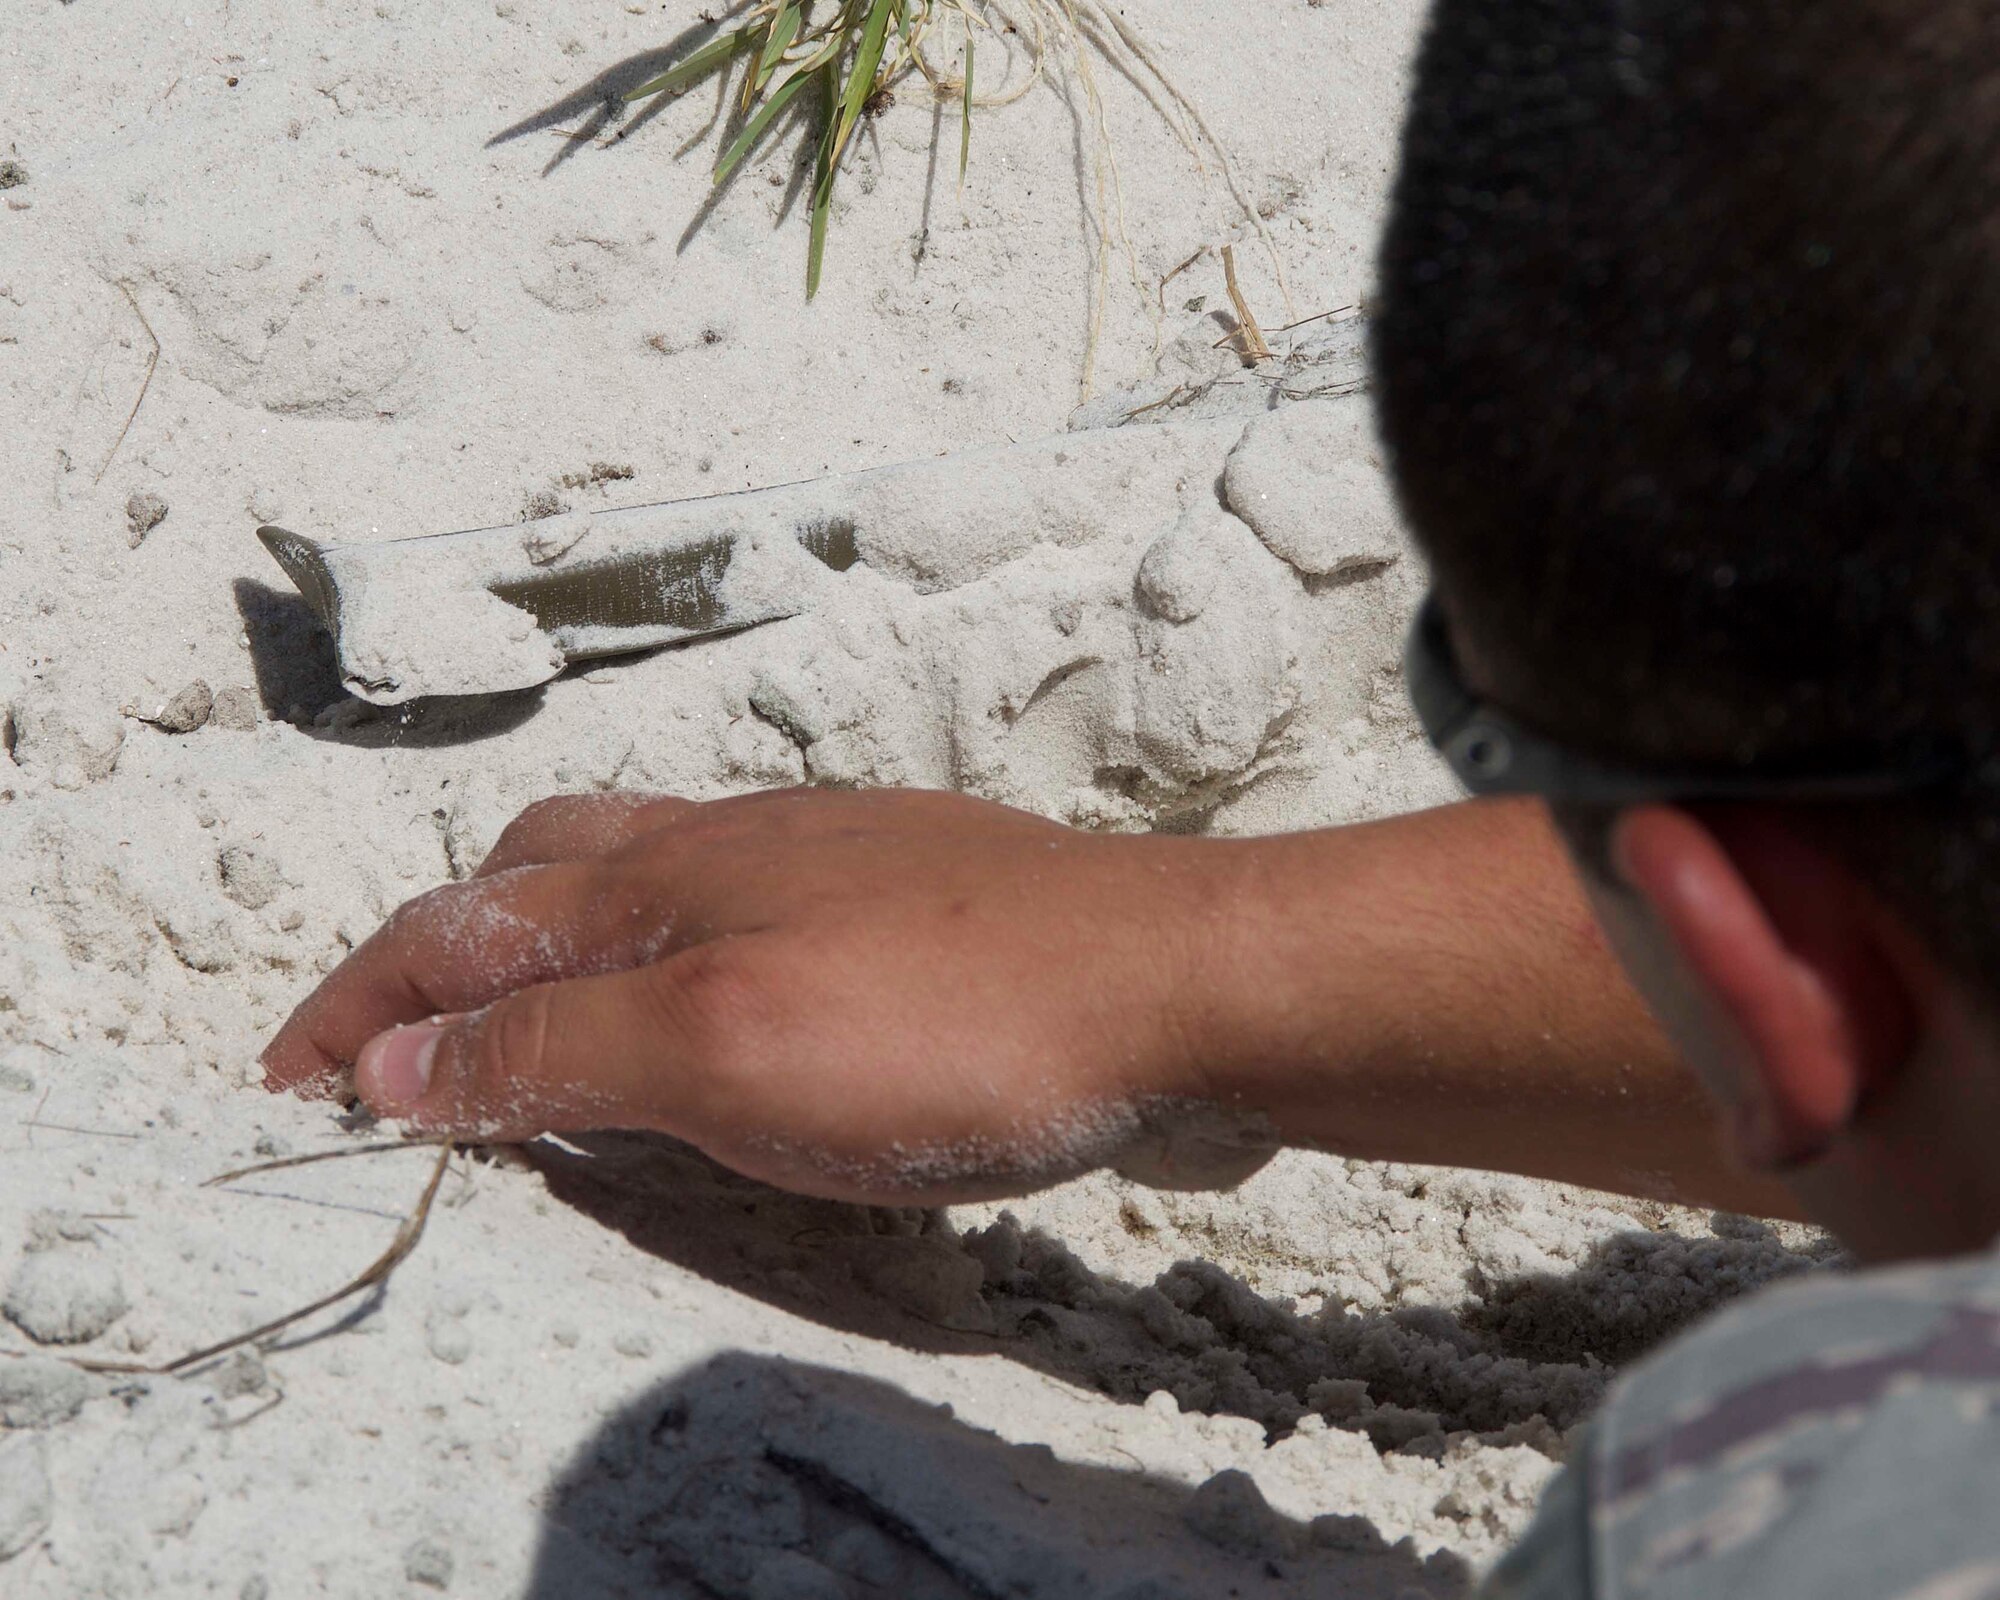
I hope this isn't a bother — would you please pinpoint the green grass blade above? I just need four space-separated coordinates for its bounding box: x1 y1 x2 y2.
624 29 749 102
624 0 989 299
714 62 816 184
806 64 840 298
752 2 802 94
959 31 974 186
832 0 895 163
807 182 831 297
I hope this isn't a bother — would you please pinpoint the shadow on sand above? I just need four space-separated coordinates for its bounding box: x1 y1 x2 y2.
233 577 548 749
511 1136 1833 1594
526 1133 1831 1450
523 1350 1470 1600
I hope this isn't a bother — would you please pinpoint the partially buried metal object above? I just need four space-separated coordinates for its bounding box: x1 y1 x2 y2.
257 480 862 705
256 419 1251 706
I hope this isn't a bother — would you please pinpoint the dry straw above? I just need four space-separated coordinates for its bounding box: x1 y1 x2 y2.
0 1140 455 1381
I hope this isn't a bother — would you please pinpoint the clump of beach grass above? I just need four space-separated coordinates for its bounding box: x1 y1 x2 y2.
628 0 1291 397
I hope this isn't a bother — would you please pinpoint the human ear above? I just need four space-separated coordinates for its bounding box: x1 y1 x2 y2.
1611 805 1919 1169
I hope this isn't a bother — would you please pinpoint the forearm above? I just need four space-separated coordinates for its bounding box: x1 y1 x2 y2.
1200 798 1801 1218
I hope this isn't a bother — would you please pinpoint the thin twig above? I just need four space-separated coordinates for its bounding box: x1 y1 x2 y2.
1219 244 1272 364
92 281 160 487
78 1142 454 1377
19 1122 145 1141
204 1137 449 1189
1157 247 1205 315
1120 382 1189 422
18 1107 144 1142
217 1384 288 1432
1272 304 1368 334
24 1085 50 1148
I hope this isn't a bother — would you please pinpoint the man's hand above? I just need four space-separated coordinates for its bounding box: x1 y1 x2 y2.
261 788 1263 1204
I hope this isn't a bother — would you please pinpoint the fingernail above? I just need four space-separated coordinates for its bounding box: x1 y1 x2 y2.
357 1020 445 1108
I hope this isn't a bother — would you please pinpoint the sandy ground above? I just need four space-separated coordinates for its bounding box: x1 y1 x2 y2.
0 3 1836 1595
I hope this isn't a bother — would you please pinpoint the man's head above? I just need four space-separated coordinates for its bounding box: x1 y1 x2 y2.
1374 0 2000 1256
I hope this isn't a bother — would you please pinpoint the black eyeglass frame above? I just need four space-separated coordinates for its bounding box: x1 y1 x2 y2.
1403 593 1969 806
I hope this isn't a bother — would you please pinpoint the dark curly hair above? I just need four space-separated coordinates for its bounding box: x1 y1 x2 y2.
1373 0 2000 987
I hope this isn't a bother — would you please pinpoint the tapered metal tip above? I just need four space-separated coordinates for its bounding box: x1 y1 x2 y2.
256 525 340 632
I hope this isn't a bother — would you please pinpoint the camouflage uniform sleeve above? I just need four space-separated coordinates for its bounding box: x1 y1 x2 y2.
1477 1447 1594 1600
1479 1251 2000 1600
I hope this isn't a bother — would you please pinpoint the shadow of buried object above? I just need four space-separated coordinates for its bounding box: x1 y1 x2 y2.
232 578 548 750
525 1351 1469 1600
233 577 347 723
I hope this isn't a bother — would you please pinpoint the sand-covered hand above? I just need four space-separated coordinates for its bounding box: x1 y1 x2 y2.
260 787 1258 1204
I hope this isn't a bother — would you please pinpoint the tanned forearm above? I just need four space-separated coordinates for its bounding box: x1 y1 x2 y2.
1200 798 1802 1219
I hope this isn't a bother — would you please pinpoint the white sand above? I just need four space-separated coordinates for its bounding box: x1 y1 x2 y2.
0 3 1835 1595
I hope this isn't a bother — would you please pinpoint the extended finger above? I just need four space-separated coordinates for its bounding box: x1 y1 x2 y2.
350 939 762 1141
474 791 694 878
260 860 662 1094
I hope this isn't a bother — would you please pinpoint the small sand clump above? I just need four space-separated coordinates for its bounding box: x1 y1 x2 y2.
125 491 169 547
3 1251 128 1346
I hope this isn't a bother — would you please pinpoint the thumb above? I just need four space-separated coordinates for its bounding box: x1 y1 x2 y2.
353 959 710 1140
